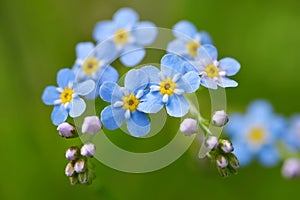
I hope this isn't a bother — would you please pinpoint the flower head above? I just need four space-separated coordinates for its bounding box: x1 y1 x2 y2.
57 122 76 138
81 143 96 157
99 69 151 137
82 116 102 135
282 158 300 179
93 8 158 67
180 118 198 136
42 69 95 125
66 147 79 160
212 110 229 127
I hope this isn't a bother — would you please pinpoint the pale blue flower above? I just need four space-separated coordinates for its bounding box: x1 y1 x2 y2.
93 7 158 67
42 68 95 125
138 54 201 117
167 20 213 59
283 115 300 151
72 42 119 99
225 100 286 167
99 69 150 137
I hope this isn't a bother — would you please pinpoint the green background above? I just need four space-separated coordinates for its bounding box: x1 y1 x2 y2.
1 0 300 199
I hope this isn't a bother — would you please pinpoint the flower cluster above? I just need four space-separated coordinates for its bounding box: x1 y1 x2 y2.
42 7 241 184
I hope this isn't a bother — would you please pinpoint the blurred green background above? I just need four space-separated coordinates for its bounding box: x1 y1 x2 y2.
1 0 300 199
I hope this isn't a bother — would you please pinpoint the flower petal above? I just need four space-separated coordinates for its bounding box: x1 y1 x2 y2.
101 106 125 130
51 105 68 126
233 141 253 166
166 95 189 117
167 38 188 56
140 65 161 84
133 21 157 46
197 44 218 66
173 20 197 39
99 81 123 103
177 71 201 93
200 76 218 89
94 40 118 63
124 69 148 92
69 97 86 118
126 111 150 137
120 45 145 67
161 54 186 77
76 42 94 60
138 92 164 113
218 77 238 88
258 146 280 167
93 21 116 42
225 113 246 138
74 80 95 96
218 58 241 76
113 8 139 28
197 31 213 45
57 68 75 89
42 86 60 105
98 65 119 84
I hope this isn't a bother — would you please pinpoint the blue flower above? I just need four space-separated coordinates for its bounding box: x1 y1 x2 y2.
99 69 150 137
138 54 201 117
225 100 286 167
93 7 158 67
42 68 95 125
193 44 240 89
167 21 213 59
72 42 119 99
283 115 300 151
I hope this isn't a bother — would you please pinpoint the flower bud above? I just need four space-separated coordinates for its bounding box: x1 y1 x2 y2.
180 118 198 136
69 176 78 186
78 172 89 184
65 162 75 177
217 166 230 177
216 155 228 169
282 158 300 179
81 143 96 157
212 110 228 127
74 159 86 173
57 122 76 138
228 153 239 170
219 139 234 153
205 136 219 150
82 116 102 135
65 147 79 160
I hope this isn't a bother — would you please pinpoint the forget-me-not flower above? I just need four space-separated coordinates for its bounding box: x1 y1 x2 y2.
138 54 201 117
225 100 286 167
167 20 213 59
72 42 119 99
99 69 150 137
194 44 240 89
42 68 95 125
93 7 158 67
283 115 300 151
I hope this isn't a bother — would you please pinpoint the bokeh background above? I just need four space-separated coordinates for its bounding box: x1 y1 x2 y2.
1 0 300 199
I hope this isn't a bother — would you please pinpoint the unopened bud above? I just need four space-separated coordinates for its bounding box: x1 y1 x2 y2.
218 166 230 177
228 153 239 170
216 155 228 169
180 118 198 136
82 116 102 135
81 143 96 157
74 159 86 173
212 110 228 127
205 136 219 150
78 172 89 184
69 176 78 185
65 147 79 160
219 139 234 153
65 162 75 177
282 158 300 179
57 122 76 138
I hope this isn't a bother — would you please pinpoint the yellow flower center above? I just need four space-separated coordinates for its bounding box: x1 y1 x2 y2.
114 29 130 45
159 78 177 96
60 88 74 104
186 40 201 57
247 127 267 146
122 94 140 112
205 64 220 78
82 58 99 75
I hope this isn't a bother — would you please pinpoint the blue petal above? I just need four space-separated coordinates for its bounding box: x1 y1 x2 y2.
166 95 189 117
246 100 273 123
94 40 118 63
218 77 238 88
74 80 95 96
197 45 218 66
42 86 60 105
99 81 123 103
138 92 164 113
173 20 197 39
219 58 241 76
57 68 75 89
101 106 125 130
161 54 186 77
98 65 119 84
126 111 150 137
93 21 116 42
133 21 157 46
140 65 160 84
51 105 68 126
177 71 201 93
233 141 253 166
113 8 139 28
268 115 286 138
125 69 148 92
225 113 246 138
120 45 145 67
258 146 280 167
167 38 188 56
198 31 213 45
76 42 94 60
69 97 86 118
200 76 218 89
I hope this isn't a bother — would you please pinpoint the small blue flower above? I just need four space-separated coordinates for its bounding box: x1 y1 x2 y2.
99 69 150 137
72 42 119 99
193 44 240 89
42 69 95 125
225 100 286 167
138 54 201 117
167 20 213 59
93 7 158 67
283 115 300 151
